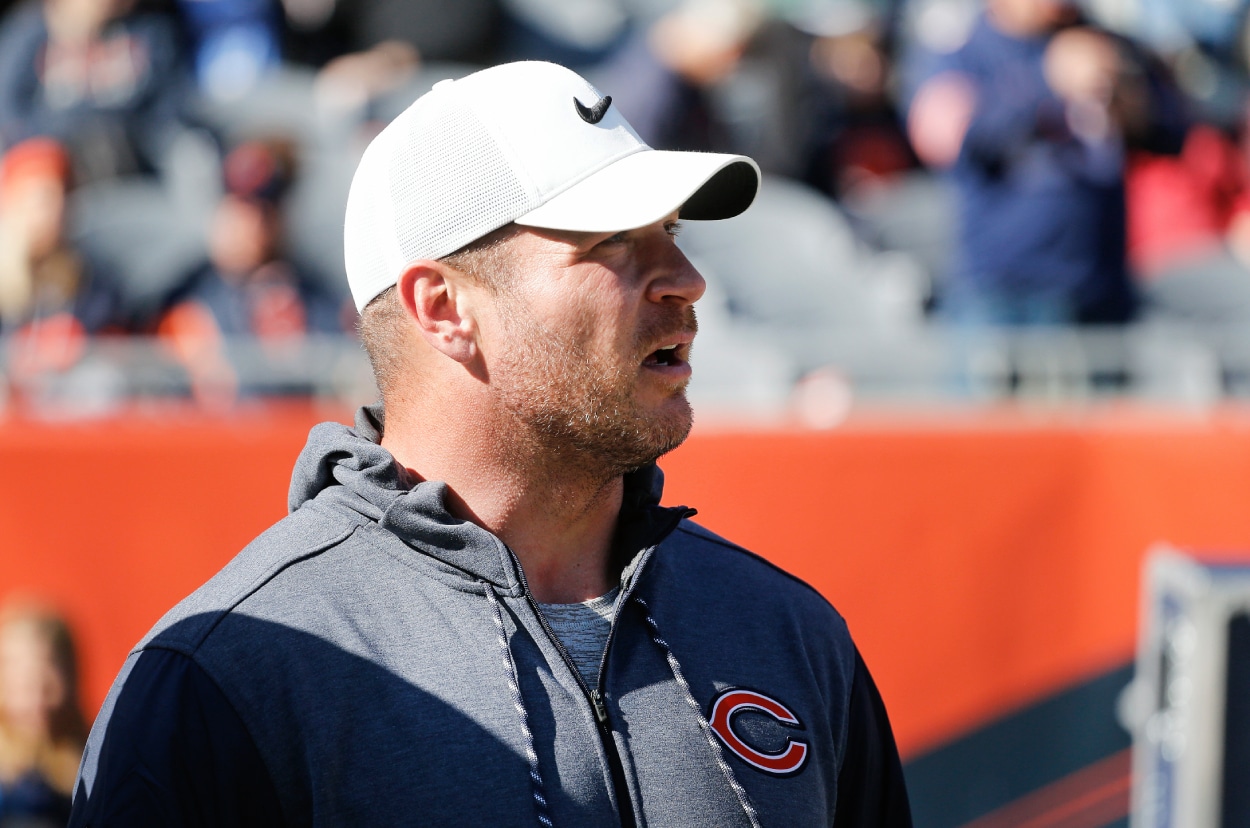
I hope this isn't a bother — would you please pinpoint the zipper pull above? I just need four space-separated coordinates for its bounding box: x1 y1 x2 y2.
590 689 609 724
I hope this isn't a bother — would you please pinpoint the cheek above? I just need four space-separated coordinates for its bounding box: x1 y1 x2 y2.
500 261 645 361
516 289 624 352
560 281 637 349
0 651 51 714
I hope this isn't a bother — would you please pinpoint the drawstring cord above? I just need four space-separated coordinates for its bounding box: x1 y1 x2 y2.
632 595 763 828
484 582 554 828
481 585 761 828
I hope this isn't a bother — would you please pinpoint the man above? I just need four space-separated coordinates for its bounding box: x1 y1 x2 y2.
906 0 1182 328
71 61 911 826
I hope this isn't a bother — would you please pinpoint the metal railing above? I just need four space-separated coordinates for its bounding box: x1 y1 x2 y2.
2 322 1249 419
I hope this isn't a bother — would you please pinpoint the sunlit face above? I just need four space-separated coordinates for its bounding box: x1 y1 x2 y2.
482 215 706 476
209 195 278 279
3 177 67 258
990 0 1077 33
0 620 64 735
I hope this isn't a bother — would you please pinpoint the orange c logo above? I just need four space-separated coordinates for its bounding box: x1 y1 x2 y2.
708 689 809 775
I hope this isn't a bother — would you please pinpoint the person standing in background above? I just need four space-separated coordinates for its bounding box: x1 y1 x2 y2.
0 138 124 390
0 0 191 183
0 599 87 827
906 0 1185 327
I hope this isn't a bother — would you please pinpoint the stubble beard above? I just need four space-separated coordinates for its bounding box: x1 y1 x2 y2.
491 299 697 482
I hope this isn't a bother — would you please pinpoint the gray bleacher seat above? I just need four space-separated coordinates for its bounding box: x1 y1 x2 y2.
283 143 355 296
842 168 954 293
678 175 926 327
1141 247 1250 326
681 255 797 417
368 62 483 123
678 175 929 376
191 65 327 147
69 179 206 324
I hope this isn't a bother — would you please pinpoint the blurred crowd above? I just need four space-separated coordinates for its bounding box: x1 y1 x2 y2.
3 0 1250 409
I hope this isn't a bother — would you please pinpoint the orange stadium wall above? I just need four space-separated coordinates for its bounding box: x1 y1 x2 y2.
4 405 1250 762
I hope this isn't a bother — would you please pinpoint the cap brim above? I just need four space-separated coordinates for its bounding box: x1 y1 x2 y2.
514 150 760 233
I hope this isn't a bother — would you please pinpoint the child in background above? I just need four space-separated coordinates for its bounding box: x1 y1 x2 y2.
0 600 88 827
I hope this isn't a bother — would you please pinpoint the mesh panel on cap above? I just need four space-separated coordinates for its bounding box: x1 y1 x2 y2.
344 128 404 311
390 99 533 262
351 156 391 301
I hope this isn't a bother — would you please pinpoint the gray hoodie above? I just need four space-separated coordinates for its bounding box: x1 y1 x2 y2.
72 406 911 827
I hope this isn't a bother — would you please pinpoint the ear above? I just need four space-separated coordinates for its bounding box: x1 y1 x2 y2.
395 260 479 364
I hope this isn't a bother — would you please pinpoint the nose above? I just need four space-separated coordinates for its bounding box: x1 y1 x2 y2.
644 241 707 306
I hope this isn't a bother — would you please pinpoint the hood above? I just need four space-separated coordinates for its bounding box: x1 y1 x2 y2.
287 403 679 590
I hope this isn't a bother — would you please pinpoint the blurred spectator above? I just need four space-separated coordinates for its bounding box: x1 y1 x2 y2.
313 37 420 113
177 0 283 102
338 0 501 65
599 0 762 154
277 0 351 67
906 0 1185 327
156 136 347 404
1135 0 1250 58
0 599 87 827
499 0 631 68
0 138 123 382
0 0 193 183
601 0 915 195
309 0 502 112
801 1 919 198
1128 122 1244 276
1126 116 1250 326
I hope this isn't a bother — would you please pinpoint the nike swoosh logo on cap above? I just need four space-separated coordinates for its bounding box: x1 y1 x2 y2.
574 95 612 124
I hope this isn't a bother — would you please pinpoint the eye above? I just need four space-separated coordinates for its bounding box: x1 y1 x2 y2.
665 221 683 239
587 231 628 253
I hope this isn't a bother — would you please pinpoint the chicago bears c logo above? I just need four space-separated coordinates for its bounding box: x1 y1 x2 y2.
708 689 809 775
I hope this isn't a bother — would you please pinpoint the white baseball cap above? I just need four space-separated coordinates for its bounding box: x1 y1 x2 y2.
343 60 761 311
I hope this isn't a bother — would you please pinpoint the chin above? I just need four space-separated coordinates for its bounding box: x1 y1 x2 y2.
638 396 695 462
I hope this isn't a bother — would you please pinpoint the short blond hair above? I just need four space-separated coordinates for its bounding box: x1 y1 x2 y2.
357 223 521 402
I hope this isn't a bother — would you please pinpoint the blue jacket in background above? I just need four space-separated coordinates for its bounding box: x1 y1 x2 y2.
929 15 1141 323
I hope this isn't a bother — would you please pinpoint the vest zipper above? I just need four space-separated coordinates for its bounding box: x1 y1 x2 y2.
510 551 638 828
590 688 609 723
505 506 693 828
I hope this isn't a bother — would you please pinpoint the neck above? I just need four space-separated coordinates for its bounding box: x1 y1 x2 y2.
382 402 625 604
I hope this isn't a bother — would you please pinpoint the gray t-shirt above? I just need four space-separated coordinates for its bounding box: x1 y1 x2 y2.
538 587 620 688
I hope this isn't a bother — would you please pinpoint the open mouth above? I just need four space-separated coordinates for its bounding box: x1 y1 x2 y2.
644 344 683 367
